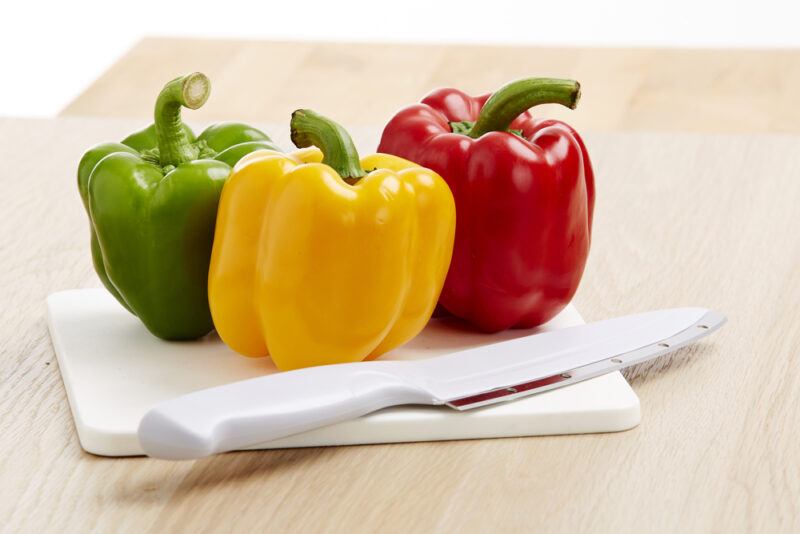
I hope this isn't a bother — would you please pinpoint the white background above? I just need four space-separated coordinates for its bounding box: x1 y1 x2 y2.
2 0 799 117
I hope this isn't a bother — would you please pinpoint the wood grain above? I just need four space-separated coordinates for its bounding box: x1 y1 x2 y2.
62 38 800 134
1 115 797 533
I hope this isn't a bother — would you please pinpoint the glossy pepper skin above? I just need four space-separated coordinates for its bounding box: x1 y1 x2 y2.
209 110 455 370
378 78 594 332
77 73 280 340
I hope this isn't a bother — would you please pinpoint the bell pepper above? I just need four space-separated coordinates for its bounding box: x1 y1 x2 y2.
208 110 455 370
77 73 280 340
378 78 595 332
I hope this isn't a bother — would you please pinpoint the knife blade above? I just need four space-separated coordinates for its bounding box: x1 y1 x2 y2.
138 307 725 459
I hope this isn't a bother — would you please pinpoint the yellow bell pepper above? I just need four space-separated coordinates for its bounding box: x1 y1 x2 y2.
208 110 455 370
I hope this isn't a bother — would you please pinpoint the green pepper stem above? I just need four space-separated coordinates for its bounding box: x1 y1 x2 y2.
290 109 365 182
155 73 210 167
467 78 581 139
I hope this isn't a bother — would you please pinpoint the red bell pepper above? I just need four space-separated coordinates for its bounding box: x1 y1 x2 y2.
378 78 594 332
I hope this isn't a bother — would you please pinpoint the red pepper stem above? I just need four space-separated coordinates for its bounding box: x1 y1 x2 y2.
468 78 581 139
290 109 366 182
155 72 210 167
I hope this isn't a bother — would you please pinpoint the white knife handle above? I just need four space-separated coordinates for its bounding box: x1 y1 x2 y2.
138 362 433 460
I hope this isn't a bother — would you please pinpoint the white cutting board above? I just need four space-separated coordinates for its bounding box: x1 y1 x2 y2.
47 289 640 456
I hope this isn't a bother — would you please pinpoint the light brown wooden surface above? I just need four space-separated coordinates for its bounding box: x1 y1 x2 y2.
3 117 798 533
1 39 797 533
63 38 800 134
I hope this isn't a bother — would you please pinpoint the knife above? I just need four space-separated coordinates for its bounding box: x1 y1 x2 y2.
138 307 725 459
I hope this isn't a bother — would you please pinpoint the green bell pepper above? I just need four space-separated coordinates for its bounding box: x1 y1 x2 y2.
77 72 279 340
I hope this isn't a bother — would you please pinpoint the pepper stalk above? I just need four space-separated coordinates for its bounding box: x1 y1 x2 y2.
290 109 366 183
461 78 581 139
155 72 211 167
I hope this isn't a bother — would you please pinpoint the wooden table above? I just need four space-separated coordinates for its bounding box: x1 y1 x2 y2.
2 38 799 532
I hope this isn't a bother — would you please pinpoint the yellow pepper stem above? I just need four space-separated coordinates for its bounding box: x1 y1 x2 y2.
290 109 366 182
